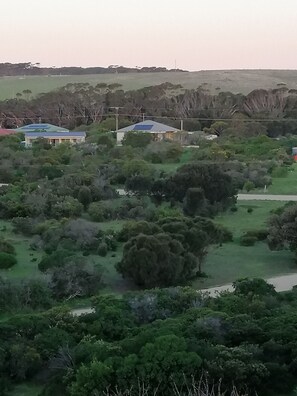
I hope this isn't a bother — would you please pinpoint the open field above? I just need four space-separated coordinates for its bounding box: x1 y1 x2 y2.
1 69 297 99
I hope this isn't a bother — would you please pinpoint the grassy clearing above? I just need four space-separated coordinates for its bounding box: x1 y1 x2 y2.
0 220 42 281
215 200 283 237
264 164 297 195
2 70 297 99
193 200 296 289
8 383 42 396
152 148 194 173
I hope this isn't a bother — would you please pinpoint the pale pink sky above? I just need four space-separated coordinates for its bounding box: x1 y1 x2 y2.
2 0 297 70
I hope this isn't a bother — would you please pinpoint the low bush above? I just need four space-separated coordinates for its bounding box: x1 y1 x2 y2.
0 239 15 255
271 166 288 178
239 235 257 246
245 229 268 241
38 250 74 272
98 242 108 257
0 253 17 269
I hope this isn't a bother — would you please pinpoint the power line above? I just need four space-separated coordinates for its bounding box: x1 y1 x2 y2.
2 114 297 122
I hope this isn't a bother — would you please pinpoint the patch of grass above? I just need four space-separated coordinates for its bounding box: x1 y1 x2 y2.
90 245 137 294
193 242 295 289
0 220 42 281
193 200 296 289
8 383 42 396
215 200 283 238
265 164 297 195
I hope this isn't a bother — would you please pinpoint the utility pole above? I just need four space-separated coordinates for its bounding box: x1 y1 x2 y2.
109 107 123 131
142 112 145 122
180 119 184 131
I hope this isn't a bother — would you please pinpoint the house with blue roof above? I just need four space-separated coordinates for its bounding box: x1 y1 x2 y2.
24 131 86 147
15 123 69 133
116 120 180 145
16 123 86 147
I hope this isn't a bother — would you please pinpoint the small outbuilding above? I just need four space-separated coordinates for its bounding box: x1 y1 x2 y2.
116 120 180 145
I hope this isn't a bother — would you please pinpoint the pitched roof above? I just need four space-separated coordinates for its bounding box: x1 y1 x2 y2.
117 120 180 133
25 132 86 138
15 123 69 133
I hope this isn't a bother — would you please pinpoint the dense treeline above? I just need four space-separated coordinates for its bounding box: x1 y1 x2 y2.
2 82 297 135
0 62 184 76
1 280 297 395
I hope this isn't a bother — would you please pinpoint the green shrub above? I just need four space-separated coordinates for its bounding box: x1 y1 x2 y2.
38 250 73 272
247 207 253 214
239 235 257 246
271 166 288 178
98 242 108 257
0 252 17 269
0 239 15 255
245 229 268 241
88 202 114 222
217 226 233 242
243 180 255 192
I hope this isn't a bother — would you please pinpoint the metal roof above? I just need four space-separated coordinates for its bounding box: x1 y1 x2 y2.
25 132 86 138
16 123 69 133
117 120 180 133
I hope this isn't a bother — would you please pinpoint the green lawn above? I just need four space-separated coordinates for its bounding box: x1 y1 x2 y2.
8 383 42 396
193 201 296 289
215 200 284 237
247 164 297 195
265 165 297 195
0 220 42 281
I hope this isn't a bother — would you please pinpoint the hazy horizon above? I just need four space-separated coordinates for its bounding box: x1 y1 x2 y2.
3 0 297 71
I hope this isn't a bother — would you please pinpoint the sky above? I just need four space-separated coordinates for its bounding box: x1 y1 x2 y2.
1 0 297 71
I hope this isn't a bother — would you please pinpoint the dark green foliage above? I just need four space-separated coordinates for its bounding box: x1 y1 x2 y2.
268 203 297 262
0 277 53 312
247 207 253 213
118 220 162 242
0 238 15 255
0 252 17 269
183 187 207 216
244 229 268 241
38 250 74 272
88 201 113 222
239 235 257 246
122 131 153 148
125 174 153 195
117 233 197 288
2 283 297 395
97 134 115 149
39 164 63 180
77 186 92 209
97 242 108 257
233 278 277 297
151 163 236 215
